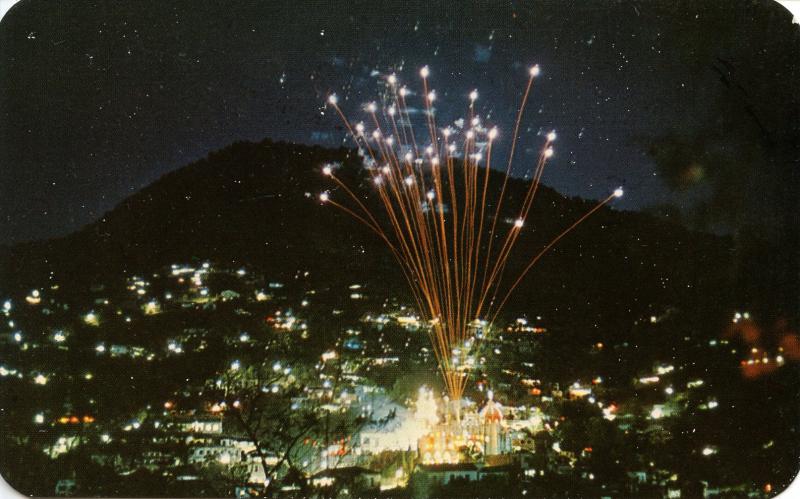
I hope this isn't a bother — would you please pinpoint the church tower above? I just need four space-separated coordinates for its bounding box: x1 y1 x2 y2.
479 390 504 456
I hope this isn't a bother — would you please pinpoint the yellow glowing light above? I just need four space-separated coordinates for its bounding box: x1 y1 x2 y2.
26 290 41 305
143 301 160 315
84 312 100 326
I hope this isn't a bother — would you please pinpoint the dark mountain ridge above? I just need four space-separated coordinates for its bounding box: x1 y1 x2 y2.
1 139 732 326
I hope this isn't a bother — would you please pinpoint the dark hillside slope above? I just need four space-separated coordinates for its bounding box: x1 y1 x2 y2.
1 139 732 327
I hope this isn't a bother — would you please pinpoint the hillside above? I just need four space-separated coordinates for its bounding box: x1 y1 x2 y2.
0 139 732 326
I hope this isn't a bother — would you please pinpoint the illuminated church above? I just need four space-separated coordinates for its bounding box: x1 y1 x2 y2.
415 388 510 464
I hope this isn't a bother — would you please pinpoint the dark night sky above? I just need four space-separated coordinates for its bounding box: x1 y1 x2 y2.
1 0 797 243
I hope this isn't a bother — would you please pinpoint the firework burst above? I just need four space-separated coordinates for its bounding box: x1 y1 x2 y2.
322 65 623 400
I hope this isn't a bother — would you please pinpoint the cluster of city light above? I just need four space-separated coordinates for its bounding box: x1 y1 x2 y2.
127 277 149 296
0 365 21 378
167 340 184 354
322 65 624 399
732 311 751 323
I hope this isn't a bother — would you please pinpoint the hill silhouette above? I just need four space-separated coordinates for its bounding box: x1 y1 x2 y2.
0 139 732 326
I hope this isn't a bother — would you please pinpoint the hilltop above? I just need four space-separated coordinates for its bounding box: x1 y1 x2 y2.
0 139 731 326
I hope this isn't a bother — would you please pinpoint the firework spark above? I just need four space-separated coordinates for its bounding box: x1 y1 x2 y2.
322 66 622 400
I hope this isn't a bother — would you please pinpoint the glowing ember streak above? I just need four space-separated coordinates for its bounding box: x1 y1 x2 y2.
322 65 622 399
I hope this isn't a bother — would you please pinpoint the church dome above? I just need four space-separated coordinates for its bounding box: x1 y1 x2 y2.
479 391 503 423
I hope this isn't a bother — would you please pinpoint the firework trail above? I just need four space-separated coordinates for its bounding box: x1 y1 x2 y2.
321 65 623 400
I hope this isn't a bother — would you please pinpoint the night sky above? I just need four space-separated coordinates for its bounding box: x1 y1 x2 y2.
1 0 797 243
